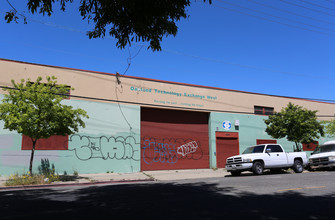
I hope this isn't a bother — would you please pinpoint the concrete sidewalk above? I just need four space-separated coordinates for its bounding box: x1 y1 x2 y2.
0 169 230 189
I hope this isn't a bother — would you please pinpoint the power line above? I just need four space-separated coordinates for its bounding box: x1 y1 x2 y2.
280 0 335 17
246 0 335 26
326 0 335 4
213 1 335 36
122 45 144 76
216 0 335 33
114 44 144 132
161 47 335 81
2 5 335 83
298 0 335 12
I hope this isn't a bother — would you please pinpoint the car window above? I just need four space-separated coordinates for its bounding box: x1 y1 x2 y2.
319 144 335 153
266 145 283 153
242 145 265 154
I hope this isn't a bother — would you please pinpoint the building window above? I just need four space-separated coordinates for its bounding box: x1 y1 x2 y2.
254 106 274 115
256 139 277 145
22 135 68 150
28 82 71 99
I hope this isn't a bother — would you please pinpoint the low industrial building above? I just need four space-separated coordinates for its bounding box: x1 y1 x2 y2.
0 58 334 175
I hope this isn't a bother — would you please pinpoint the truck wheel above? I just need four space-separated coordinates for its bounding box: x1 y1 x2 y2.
230 171 241 176
252 161 264 175
293 160 303 173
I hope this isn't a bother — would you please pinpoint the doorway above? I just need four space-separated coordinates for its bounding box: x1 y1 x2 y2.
216 132 239 168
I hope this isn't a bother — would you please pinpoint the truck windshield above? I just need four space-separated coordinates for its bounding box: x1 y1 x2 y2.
313 144 335 154
242 145 265 154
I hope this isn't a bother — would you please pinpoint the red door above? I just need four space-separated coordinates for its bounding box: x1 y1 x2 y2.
141 107 209 171
216 132 239 168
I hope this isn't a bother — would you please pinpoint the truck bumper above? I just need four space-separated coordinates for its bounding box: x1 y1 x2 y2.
226 163 253 172
310 160 335 169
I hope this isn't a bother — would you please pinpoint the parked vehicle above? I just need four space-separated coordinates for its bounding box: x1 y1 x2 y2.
225 144 308 176
308 140 335 170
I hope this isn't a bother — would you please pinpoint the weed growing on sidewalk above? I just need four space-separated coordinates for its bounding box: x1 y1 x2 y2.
73 170 79 176
143 172 155 180
38 158 59 183
5 173 45 186
5 159 60 186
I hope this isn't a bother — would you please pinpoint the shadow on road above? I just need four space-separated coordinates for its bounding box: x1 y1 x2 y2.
224 169 292 177
0 182 334 219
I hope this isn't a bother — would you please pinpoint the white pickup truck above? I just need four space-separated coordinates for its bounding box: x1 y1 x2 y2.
225 144 308 176
308 140 335 170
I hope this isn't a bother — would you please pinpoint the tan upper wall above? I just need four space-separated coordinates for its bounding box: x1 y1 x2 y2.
1 58 334 120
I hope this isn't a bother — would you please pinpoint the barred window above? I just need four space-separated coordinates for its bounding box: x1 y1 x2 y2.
254 106 274 115
28 82 71 99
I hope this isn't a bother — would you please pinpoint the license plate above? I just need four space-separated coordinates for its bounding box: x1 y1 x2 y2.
232 165 236 170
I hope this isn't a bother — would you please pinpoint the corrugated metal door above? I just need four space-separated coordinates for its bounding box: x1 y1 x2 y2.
216 132 239 168
141 107 209 171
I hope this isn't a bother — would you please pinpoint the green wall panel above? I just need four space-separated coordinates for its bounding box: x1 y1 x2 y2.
209 112 332 168
0 97 140 176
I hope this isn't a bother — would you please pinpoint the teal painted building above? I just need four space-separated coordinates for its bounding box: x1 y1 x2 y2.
0 58 334 175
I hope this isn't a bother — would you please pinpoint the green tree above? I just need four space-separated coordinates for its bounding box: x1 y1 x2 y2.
264 102 324 151
0 76 88 175
323 119 335 137
4 0 212 51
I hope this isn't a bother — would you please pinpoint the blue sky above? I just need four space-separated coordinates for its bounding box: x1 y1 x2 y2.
1 0 335 102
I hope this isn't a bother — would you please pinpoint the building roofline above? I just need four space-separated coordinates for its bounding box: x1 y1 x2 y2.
1 57 334 105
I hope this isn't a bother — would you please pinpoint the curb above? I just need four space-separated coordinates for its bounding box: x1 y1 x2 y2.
0 178 155 191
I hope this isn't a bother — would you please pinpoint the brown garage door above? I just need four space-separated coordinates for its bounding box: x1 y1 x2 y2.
141 107 209 171
216 132 239 168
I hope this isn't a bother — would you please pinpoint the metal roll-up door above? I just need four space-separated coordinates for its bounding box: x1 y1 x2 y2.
141 107 209 171
216 132 239 168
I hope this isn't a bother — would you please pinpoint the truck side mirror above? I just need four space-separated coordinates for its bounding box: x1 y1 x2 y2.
266 148 272 153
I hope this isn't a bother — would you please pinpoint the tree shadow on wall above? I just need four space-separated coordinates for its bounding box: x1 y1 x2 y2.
0 182 334 219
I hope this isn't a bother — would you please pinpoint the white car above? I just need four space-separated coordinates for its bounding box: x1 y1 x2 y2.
308 140 335 170
225 144 308 176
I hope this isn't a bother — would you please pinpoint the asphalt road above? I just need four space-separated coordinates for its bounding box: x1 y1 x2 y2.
1 171 334 220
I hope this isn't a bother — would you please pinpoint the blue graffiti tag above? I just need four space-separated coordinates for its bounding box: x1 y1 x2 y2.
142 139 178 165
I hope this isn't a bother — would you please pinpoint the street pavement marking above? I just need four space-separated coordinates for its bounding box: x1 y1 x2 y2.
277 186 326 192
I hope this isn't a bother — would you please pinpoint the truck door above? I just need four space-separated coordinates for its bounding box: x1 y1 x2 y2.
264 145 288 167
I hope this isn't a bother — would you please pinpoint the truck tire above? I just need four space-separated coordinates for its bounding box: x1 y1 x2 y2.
293 160 303 173
230 171 241 176
252 161 264 175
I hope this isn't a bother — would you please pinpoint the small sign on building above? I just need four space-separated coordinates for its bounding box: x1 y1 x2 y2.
222 121 232 130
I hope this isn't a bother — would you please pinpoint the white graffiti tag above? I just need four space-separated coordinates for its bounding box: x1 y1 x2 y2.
177 141 198 157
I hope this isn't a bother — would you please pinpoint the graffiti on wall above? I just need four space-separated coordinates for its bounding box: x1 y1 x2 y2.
177 141 198 157
141 137 203 165
68 134 140 161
